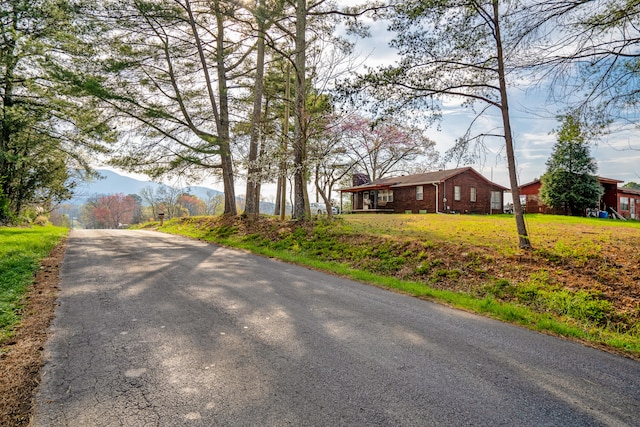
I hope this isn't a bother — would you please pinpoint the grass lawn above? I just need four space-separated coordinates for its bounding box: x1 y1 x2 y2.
0 225 67 344
147 213 640 358
343 213 637 256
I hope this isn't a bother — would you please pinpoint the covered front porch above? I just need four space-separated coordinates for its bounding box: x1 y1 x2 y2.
340 186 396 213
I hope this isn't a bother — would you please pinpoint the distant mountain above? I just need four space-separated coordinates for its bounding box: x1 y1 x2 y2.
69 169 279 213
70 169 223 205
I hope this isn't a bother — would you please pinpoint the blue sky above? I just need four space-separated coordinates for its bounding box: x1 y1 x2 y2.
427 86 640 188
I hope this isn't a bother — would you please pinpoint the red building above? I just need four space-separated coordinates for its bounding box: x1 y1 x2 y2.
340 167 508 214
519 177 640 219
618 187 640 220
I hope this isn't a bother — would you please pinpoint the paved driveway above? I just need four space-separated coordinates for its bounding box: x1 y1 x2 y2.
33 230 640 426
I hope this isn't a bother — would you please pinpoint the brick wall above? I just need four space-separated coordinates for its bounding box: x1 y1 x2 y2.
392 170 503 214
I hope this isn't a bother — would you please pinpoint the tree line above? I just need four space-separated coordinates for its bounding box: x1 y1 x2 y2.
52 185 225 229
3 0 640 248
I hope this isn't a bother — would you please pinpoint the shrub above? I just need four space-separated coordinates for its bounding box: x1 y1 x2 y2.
541 289 613 325
33 215 50 226
210 225 238 238
515 283 541 303
433 269 461 280
483 278 514 299
379 256 406 272
415 259 443 275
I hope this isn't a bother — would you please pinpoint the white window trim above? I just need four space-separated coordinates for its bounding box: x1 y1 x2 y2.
621 197 630 211
491 191 502 210
379 190 394 203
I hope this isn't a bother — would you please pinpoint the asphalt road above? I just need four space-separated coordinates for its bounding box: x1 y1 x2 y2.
32 229 640 426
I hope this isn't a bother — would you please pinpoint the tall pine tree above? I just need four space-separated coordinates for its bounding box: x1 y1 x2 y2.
540 114 603 216
0 0 112 223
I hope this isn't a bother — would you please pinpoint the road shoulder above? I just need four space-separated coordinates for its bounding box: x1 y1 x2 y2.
0 240 66 426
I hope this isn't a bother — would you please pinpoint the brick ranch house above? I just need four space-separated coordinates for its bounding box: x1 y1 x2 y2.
519 177 640 219
340 167 508 214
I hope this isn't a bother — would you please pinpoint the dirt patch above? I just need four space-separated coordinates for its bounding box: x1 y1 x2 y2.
0 240 66 426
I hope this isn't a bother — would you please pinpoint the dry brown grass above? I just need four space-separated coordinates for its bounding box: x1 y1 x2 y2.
0 241 65 426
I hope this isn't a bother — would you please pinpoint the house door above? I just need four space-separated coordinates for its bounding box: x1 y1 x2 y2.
363 191 370 210
631 198 636 219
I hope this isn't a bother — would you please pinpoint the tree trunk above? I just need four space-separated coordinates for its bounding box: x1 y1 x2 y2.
279 62 291 220
255 130 267 215
214 2 237 215
493 0 531 250
0 39 16 220
292 0 307 220
274 175 282 215
243 0 266 219
185 0 236 215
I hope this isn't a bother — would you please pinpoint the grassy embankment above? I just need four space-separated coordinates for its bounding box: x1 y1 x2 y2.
144 213 640 358
0 226 67 345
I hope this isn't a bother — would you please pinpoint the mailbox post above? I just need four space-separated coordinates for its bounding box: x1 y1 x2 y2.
158 212 165 226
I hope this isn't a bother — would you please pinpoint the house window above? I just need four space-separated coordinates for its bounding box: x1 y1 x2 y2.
416 186 423 201
620 197 630 211
454 186 461 201
379 190 393 203
491 191 502 211
470 187 476 202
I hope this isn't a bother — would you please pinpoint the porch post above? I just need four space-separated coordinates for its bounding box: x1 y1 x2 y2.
433 183 439 213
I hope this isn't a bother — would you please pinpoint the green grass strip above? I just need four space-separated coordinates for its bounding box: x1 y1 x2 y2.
0 225 67 343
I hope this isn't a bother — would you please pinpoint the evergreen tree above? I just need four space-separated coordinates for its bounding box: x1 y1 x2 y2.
540 115 604 216
65 0 245 216
622 182 640 190
0 0 112 223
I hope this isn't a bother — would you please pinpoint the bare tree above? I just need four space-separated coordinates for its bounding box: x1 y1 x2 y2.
205 191 224 215
524 1 640 151
267 0 389 220
339 115 438 181
345 0 535 249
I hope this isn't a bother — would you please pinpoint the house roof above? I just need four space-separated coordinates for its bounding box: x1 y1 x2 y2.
598 176 624 185
520 176 624 189
619 187 640 196
519 178 541 189
340 167 509 193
